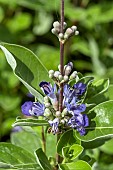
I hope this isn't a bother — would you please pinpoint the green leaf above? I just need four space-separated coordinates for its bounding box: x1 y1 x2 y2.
0 143 42 169
33 11 53 35
57 129 80 156
62 144 83 160
88 37 106 76
0 43 53 102
86 78 109 104
12 118 49 127
46 133 57 157
11 130 41 154
100 138 113 155
76 100 113 141
59 160 92 170
6 12 32 32
35 148 52 170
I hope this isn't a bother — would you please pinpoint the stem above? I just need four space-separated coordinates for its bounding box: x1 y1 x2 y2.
42 126 46 153
59 0 64 113
56 0 65 168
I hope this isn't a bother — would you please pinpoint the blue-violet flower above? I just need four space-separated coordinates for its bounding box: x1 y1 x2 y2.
21 101 45 116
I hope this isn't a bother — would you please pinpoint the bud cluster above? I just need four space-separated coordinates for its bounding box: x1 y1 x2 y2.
49 62 78 85
51 21 79 43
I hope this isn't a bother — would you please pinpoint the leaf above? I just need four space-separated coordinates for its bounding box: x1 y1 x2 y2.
46 133 57 157
33 11 53 35
86 78 109 104
88 37 106 76
0 143 42 169
59 160 92 170
57 129 80 156
62 144 83 161
35 148 52 170
76 100 113 141
100 138 113 155
0 43 53 102
11 130 41 154
12 118 49 127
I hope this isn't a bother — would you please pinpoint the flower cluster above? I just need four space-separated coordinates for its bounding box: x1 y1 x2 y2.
21 62 89 136
51 21 79 43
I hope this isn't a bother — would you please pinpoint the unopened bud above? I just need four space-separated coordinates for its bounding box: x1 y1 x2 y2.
51 28 57 34
53 21 60 29
68 62 73 68
58 74 63 81
49 70 54 74
54 71 61 78
71 25 77 31
45 103 51 108
65 28 73 35
63 22 67 29
58 33 64 39
70 71 77 80
49 74 54 79
65 65 72 76
62 108 68 117
64 75 69 82
60 119 65 124
64 34 69 39
44 108 52 117
58 64 61 72
56 111 61 117
44 96 49 102
75 31 79 35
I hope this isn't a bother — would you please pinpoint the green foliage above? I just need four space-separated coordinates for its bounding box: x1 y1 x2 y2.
0 142 42 169
0 43 53 101
0 0 113 170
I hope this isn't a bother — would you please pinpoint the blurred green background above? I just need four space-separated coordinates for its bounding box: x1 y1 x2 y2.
0 0 113 169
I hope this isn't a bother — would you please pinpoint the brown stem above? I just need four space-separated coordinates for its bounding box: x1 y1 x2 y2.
42 126 46 153
56 0 65 168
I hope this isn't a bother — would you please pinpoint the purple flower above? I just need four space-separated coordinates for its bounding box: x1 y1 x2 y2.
63 84 77 107
21 101 45 116
68 104 86 114
68 114 89 136
39 81 57 99
48 118 59 135
73 82 86 95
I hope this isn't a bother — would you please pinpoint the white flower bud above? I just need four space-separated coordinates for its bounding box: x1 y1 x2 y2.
65 65 72 76
58 64 61 72
49 74 54 79
75 31 79 35
45 103 51 108
54 71 61 78
60 119 65 124
49 70 54 74
51 28 57 34
71 25 77 31
58 33 64 39
44 108 52 117
65 28 73 35
64 34 69 39
62 108 68 117
58 74 63 81
69 62 73 68
53 21 60 29
56 111 61 117
63 22 67 29
64 75 69 82
44 96 49 102
70 71 77 80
